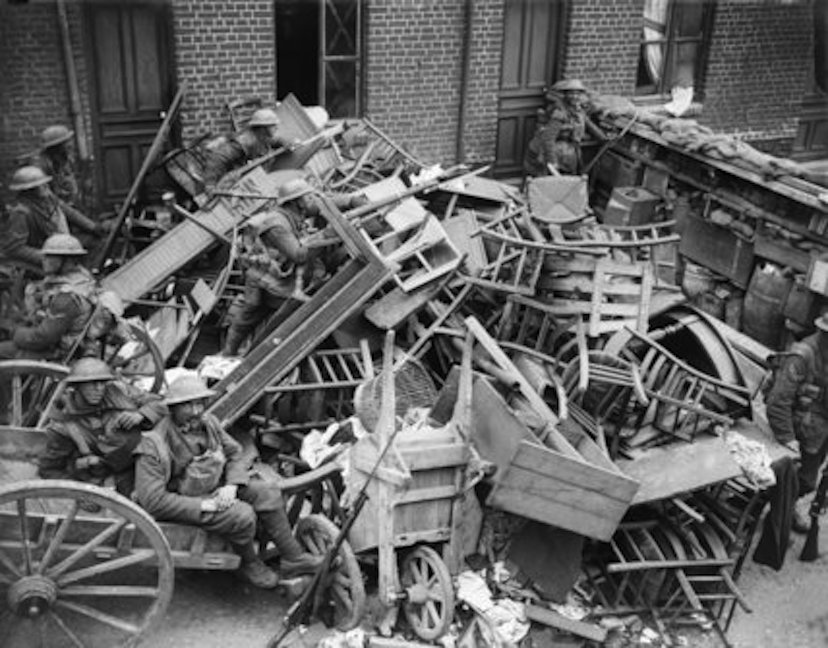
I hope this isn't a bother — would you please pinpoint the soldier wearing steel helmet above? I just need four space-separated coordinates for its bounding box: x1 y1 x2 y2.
0 234 97 362
134 374 324 588
222 177 365 355
38 124 81 207
527 78 606 176
2 165 104 272
202 108 298 189
38 357 166 496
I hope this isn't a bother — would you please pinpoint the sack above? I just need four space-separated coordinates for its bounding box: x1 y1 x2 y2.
178 446 226 497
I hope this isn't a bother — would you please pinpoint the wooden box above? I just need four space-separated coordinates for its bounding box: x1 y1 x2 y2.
678 213 755 287
347 423 469 554
602 187 661 226
470 378 639 542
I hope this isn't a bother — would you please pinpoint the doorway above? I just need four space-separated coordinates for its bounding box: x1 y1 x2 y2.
275 0 363 118
494 0 568 177
84 1 175 209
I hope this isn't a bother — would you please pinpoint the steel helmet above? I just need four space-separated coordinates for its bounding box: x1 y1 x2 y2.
41 233 87 256
41 125 74 149
278 178 314 204
164 374 216 406
66 358 115 384
551 79 587 93
9 165 52 191
248 108 280 128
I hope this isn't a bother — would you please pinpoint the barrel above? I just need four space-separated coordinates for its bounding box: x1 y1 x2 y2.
742 264 793 350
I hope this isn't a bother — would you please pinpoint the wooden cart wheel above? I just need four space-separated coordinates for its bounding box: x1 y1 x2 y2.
0 479 174 648
294 514 365 631
110 322 165 394
400 545 455 642
0 360 69 428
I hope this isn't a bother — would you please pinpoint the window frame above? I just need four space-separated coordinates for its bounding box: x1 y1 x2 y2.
635 0 716 100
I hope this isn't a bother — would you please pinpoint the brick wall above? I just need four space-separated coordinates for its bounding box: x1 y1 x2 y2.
365 0 502 167
563 0 641 95
702 0 813 144
0 2 92 204
171 0 276 141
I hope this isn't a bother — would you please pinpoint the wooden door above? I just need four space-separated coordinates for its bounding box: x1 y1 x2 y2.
85 1 174 208
494 0 567 177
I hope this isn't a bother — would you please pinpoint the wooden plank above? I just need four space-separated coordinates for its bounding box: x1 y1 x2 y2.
400 444 469 470
617 419 793 504
489 481 623 542
525 604 607 643
207 258 391 424
510 440 639 503
0 426 48 461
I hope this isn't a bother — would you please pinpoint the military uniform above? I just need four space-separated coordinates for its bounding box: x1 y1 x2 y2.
545 92 587 175
2 195 98 270
765 332 828 494
203 130 293 188
135 413 277 541
39 380 166 495
40 152 80 207
9 265 97 358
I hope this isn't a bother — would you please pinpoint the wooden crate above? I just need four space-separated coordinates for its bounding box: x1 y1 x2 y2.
347 427 469 554
678 213 755 287
470 378 639 542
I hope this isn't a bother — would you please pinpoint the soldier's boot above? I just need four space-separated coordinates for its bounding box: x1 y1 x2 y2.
235 541 279 589
259 509 324 577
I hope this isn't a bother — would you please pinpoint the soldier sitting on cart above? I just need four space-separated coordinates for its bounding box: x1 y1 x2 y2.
39 357 166 497
134 375 324 589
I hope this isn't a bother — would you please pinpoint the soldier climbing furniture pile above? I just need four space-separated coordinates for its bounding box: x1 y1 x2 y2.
1 81 828 648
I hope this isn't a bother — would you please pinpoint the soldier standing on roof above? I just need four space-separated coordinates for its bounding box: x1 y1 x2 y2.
536 79 606 176
39 124 81 208
765 312 828 533
202 108 298 189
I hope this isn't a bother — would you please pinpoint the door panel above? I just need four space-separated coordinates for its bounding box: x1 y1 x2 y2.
495 0 567 176
86 2 173 207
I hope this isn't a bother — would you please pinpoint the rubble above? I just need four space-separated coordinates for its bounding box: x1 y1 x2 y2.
6 87 824 647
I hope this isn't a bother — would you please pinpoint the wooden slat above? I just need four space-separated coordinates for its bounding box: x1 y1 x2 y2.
207 258 391 424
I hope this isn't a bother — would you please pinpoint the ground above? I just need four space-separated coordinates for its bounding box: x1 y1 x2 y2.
142 523 828 648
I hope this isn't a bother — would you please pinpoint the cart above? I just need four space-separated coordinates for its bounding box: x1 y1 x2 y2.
0 362 366 648
345 332 475 641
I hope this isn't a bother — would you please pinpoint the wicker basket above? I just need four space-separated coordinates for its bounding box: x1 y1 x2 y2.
353 356 437 432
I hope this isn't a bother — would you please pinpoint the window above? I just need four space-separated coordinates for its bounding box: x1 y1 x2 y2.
636 0 715 97
275 0 363 118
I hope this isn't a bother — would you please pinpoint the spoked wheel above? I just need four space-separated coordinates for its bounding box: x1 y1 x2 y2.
110 322 165 394
0 480 174 648
0 360 69 428
400 545 454 642
294 514 365 631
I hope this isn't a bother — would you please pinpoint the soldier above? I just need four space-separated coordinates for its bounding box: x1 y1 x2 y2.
541 79 606 175
134 375 323 588
39 124 81 207
2 166 104 271
202 108 297 189
222 178 364 355
0 234 97 363
39 357 166 496
765 313 828 532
